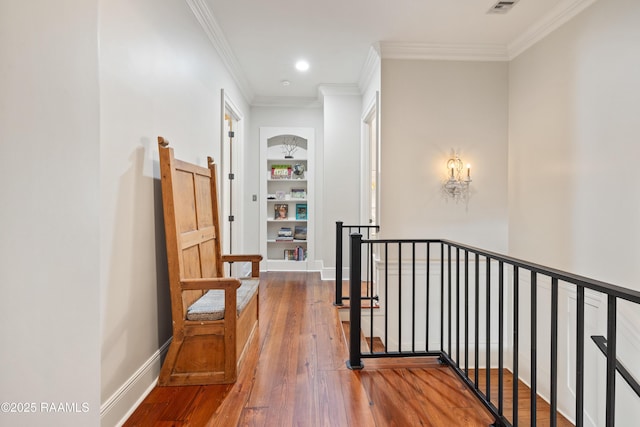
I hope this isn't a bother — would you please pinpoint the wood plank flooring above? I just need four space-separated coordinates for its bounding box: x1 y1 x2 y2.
123 272 564 426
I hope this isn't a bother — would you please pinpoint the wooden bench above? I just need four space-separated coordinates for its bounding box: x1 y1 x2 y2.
157 137 262 386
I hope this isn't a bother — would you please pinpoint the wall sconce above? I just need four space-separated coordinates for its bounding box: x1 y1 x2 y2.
443 153 472 202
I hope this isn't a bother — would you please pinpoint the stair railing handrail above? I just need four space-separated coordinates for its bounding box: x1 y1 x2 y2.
347 233 640 427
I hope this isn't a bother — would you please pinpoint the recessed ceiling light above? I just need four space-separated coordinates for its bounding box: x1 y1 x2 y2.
295 60 309 72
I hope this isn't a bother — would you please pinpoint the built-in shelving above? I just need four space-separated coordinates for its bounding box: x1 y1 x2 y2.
259 127 315 271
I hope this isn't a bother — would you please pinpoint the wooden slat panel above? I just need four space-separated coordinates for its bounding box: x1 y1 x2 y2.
183 322 225 336
235 293 258 357
199 239 218 278
181 245 204 312
174 158 211 177
180 227 216 250
174 170 197 234
182 245 202 279
194 174 214 228
173 335 225 374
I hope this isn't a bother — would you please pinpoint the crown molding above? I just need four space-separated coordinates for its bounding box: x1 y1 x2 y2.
317 84 361 100
378 0 597 63
358 44 381 93
508 0 598 59
185 0 254 104
251 96 322 109
380 42 509 61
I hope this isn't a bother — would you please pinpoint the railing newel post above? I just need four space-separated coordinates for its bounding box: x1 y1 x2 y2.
334 221 344 306
346 232 364 370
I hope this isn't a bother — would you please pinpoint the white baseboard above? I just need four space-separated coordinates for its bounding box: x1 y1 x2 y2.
100 339 171 427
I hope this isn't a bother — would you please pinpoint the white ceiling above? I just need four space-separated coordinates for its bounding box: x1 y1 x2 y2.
202 0 595 103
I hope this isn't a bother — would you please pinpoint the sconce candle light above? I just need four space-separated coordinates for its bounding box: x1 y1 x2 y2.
443 153 472 202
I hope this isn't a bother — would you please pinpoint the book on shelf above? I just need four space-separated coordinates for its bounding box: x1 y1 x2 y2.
295 203 307 220
274 203 288 220
293 225 307 240
276 227 293 241
284 246 307 261
271 164 291 179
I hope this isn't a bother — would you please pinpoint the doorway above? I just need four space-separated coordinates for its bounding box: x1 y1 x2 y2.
221 90 243 275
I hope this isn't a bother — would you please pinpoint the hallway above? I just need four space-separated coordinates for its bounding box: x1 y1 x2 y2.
125 271 496 426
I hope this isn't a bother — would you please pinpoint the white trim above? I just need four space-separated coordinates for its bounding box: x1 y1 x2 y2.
317 84 361 99
358 44 381 95
251 96 322 108
223 89 245 122
184 0 254 104
221 89 245 265
380 42 509 62
377 0 597 62
508 0 598 59
100 339 171 427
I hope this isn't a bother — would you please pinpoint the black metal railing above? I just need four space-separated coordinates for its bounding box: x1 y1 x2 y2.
591 335 640 398
346 233 640 427
334 221 379 306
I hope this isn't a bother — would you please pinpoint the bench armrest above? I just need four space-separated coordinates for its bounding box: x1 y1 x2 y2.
221 254 263 277
180 277 241 291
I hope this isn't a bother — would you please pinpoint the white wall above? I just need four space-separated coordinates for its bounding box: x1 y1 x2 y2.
509 0 640 424
0 1 101 426
99 0 249 425
321 93 363 270
380 59 509 252
509 0 640 287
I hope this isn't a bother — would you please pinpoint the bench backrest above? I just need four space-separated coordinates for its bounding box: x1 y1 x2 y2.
158 137 223 320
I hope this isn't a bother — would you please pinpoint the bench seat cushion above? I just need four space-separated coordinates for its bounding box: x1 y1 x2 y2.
186 278 259 321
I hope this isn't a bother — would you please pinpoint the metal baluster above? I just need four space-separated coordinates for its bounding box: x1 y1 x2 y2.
576 286 584 427
456 247 460 365
513 266 519 426
426 243 430 353
550 278 558 427
531 271 537 427
412 242 416 353
448 245 452 357
486 258 491 401
475 253 480 388
465 249 469 376
398 243 402 353
499 261 504 417
605 295 617 427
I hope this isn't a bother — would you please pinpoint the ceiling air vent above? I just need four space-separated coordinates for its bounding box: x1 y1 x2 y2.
487 0 520 14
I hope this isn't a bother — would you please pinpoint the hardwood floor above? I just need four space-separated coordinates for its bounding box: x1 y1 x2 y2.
123 272 564 426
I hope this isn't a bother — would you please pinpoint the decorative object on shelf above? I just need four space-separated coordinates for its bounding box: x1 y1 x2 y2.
292 163 305 179
296 203 307 220
442 152 472 203
271 164 292 179
274 203 288 220
291 188 306 199
282 136 299 159
275 191 286 200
